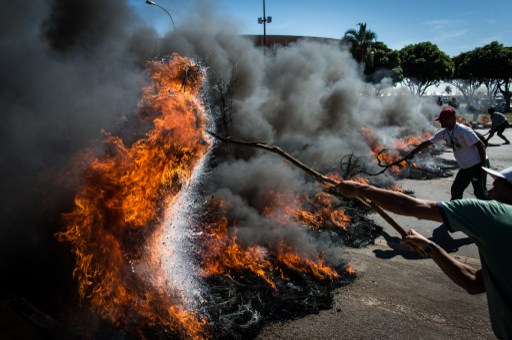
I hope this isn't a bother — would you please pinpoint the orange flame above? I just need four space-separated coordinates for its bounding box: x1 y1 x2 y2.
57 54 208 337
290 192 350 232
346 263 355 276
480 116 490 125
200 190 344 289
360 127 432 175
200 199 277 288
275 241 339 281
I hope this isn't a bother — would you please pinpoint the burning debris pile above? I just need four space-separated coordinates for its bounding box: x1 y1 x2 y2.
56 54 381 338
358 127 453 179
197 192 371 338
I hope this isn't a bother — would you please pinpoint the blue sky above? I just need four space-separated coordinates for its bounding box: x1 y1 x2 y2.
131 0 512 57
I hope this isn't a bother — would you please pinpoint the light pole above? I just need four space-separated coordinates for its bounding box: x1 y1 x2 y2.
146 0 176 32
257 0 272 47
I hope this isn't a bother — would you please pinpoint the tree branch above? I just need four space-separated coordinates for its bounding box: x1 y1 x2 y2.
208 131 407 238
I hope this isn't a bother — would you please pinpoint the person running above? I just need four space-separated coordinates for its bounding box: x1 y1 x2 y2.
485 106 510 145
404 107 487 200
336 165 512 338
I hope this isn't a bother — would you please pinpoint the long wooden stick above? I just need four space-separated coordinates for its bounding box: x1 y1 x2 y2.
208 131 407 238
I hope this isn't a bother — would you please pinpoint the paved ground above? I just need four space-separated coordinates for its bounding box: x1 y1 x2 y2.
258 128 512 339
1 126 508 339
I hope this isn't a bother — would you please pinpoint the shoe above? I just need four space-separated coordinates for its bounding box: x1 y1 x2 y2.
504 141 511 145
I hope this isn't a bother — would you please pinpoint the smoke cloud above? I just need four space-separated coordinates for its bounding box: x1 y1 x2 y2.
0 0 153 307
155 6 440 263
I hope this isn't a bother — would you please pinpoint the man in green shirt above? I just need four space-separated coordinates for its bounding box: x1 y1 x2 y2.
337 166 512 338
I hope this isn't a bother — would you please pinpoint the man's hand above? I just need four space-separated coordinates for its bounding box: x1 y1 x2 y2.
400 229 432 257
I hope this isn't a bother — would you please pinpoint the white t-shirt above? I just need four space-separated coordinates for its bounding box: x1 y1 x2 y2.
430 123 482 169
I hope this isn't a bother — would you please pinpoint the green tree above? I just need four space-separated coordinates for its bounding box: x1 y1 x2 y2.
451 50 483 104
364 41 402 85
501 46 512 112
469 42 512 112
342 23 377 69
399 42 454 96
469 42 505 106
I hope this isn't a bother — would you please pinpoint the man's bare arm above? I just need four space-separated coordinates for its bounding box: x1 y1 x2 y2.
475 140 487 168
401 230 485 294
337 181 443 222
405 140 433 159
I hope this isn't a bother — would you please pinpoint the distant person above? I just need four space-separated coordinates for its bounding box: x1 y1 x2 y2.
448 97 459 109
336 165 512 339
436 96 443 106
486 106 510 145
404 107 487 200
469 99 482 113
470 99 483 122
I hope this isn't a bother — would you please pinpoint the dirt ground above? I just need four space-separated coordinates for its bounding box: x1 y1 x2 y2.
258 128 512 339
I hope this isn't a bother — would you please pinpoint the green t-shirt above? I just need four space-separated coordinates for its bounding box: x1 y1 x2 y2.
440 199 512 338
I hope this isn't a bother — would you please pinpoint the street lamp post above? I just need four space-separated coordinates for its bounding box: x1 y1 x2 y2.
257 0 272 47
146 0 176 32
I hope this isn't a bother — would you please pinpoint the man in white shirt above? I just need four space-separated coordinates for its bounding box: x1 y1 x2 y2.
405 108 487 200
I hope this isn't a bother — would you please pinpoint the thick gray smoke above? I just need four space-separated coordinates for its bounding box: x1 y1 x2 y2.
156 6 440 263
0 0 155 303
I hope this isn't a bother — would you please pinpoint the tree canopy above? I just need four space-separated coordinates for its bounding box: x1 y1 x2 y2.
399 42 454 96
450 42 512 111
341 24 401 85
337 23 511 109
364 41 402 85
341 23 377 69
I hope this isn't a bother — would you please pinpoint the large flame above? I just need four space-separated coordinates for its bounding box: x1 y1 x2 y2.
57 54 209 337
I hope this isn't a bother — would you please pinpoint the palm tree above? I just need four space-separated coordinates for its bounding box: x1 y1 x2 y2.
342 23 377 68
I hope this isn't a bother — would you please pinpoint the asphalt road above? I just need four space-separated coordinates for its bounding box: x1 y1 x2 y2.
258 128 512 339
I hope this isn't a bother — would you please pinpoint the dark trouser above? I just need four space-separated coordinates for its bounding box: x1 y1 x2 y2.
497 123 507 134
496 123 510 143
451 163 487 200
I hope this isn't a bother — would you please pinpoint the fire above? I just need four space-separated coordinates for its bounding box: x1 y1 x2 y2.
57 54 209 337
259 190 351 231
480 115 491 126
360 127 432 175
200 191 346 289
57 53 353 337
346 263 355 276
200 205 277 289
275 241 339 281
291 192 350 232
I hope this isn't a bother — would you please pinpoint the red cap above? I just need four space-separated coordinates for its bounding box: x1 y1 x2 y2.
434 107 456 121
